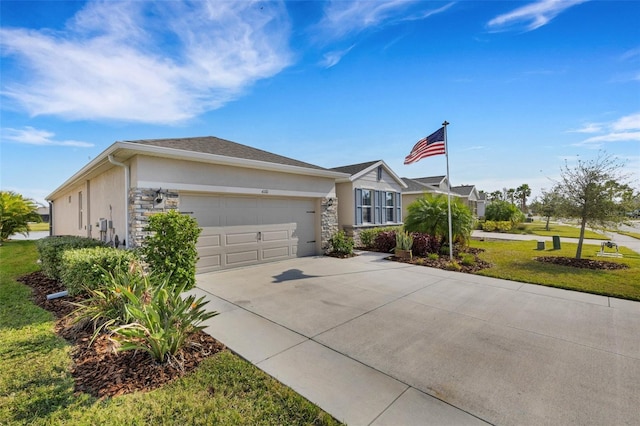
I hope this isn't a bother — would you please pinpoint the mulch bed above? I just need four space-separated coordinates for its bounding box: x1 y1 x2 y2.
535 256 629 270
17 271 225 398
388 247 493 273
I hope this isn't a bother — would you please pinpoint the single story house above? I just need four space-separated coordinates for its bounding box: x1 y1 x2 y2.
400 176 456 219
331 160 406 244
46 136 347 273
451 185 481 217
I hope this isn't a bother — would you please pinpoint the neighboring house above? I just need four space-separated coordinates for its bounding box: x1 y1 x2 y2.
477 191 487 218
451 185 481 217
331 160 406 244
46 136 347 273
36 206 50 223
400 177 453 219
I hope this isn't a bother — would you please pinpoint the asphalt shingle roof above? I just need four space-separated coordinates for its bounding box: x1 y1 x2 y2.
412 175 446 185
451 185 475 196
126 136 328 171
330 160 381 176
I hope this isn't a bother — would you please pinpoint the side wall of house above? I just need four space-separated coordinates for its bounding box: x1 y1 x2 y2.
50 166 126 245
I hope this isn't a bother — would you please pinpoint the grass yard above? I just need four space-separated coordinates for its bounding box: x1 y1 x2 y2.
470 239 640 301
0 241 341 426
27 222 50 232
509 222 609 240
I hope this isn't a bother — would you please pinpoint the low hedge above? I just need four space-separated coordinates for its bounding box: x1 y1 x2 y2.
60 247 139 296
359 226 402 249
482 221 513 232
36 236 106 281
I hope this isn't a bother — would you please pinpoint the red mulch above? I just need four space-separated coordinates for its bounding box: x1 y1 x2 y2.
17 271 225 398
535 256 629 270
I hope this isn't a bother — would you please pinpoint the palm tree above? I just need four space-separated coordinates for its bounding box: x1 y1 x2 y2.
0 191 41 241
404 194 473 245
506 188 516 204
516 184 532 212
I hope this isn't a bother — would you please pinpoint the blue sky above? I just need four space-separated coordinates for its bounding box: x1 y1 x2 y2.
1 0 639 205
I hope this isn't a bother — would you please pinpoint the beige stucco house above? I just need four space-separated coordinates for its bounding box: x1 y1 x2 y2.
46 137 347 273
400 176 455 219
330 160 406 244
451 185 481 216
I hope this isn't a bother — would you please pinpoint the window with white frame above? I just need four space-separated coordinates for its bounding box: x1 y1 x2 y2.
362 189 373 223
385 191 394 222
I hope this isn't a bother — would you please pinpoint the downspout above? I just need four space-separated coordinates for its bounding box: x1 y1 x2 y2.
108 155 130 248
48 201 53 236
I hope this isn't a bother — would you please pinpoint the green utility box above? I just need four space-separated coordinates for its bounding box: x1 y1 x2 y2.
552 236 561 250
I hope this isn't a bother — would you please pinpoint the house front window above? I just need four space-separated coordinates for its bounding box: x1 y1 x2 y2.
385 192 394 222
362 189 373 223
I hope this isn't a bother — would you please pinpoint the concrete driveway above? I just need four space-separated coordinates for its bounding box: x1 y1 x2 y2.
192 252 640 425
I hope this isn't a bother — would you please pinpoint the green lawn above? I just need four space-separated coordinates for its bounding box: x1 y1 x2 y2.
470 239 640 301
0 241 341 426
27 222 50 232
509 222 609 240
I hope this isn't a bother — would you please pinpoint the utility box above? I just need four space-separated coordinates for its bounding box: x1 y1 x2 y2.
537 241 545 250
552 236 561 250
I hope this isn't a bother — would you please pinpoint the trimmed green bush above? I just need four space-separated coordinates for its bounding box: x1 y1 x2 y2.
61 247 139 296
482 220 513 232
485 200 525 225
328 230 355 256
359 226 402 249
36 236 106 281
140 210 202 291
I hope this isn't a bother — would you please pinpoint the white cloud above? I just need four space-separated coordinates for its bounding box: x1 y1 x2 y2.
1 127 94 147
567 123 603 134
320 45 355 68
0 0 292 124
572 112 640 148
487 0 588 32
316 1 454 42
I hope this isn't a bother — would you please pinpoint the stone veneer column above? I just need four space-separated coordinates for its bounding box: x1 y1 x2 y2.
128 188 179 248
320 197 339 253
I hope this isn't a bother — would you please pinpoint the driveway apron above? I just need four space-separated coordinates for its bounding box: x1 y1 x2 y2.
192 252 640 426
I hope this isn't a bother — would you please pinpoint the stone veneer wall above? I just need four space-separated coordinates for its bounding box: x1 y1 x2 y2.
129 188 179 248
320 197 339 253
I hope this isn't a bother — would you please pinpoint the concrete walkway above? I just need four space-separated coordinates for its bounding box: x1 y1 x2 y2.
471 229 640 254
191 253 640 425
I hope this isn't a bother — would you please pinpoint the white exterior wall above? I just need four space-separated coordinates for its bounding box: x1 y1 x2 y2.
50 166 126 242
51 182 87 237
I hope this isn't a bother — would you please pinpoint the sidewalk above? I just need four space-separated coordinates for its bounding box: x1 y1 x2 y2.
471 230 640 254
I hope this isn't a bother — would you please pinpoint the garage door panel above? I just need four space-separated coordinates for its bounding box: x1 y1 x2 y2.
262 246 290 259
262 229 289 242
226 231 258 245
182 194 317 273
227 250 259 265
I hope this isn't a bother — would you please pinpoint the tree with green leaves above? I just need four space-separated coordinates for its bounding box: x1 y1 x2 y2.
0 191 41 241
404 194 473 245
515 184 532 212
530 187 563 231
556 152 630 259
506 188 516 204
484 200 525 225
488 190 503 202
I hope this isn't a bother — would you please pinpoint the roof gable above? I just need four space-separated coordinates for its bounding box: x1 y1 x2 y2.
331 160 407 188
412 175 447 186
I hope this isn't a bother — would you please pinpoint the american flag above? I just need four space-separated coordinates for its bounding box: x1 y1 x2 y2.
404 127 446 164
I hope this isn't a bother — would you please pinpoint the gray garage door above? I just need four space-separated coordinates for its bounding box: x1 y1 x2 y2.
180 194 317 273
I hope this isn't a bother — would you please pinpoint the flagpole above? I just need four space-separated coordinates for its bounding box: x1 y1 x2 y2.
443 121 453 261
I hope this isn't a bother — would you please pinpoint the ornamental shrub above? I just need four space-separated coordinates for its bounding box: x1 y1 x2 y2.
329 230 355 256
358 228 378 249
374 230 396 253
37 236 106 281
112 274 218 363
61 247 139 296
140 210 202 291
410 233 442 257
395 231 413 251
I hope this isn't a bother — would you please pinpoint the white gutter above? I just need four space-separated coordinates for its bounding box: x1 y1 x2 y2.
108 155 130 248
